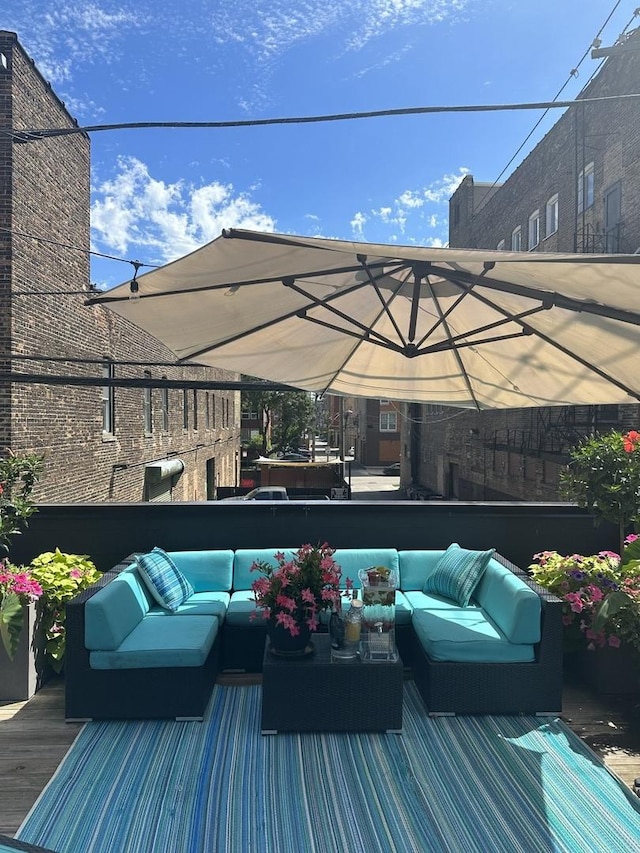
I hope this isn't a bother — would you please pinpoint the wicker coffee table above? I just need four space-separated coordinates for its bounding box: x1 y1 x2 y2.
260 633 403 734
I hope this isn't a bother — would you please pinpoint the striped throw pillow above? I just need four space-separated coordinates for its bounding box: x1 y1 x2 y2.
136 547 194 611
423 544 495 607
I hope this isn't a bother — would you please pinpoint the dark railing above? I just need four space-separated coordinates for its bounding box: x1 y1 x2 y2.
9 501 618 575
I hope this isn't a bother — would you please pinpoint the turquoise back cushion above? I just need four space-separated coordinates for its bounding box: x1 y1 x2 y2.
398 550 450 591
168 550 234 592
233 548 297 590
332 549 399 589
474 560 541 644
85 573 149 650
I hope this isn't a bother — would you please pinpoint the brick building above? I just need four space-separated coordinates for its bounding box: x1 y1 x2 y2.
1 31 241 502
405 27 640 501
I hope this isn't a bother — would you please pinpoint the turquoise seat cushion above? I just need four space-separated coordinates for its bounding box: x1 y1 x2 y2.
226 591 265 627
404 589 483 613
473 560 541 644
85 574 149 650
398 550 449 591
136 547 194 612
412 609 535 663
232 548 297 591
423 544 494 607
168 550 234 592
89 614 218 669
147 592 230 622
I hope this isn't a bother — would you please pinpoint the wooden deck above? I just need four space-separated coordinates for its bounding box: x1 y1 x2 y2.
1 675 639 838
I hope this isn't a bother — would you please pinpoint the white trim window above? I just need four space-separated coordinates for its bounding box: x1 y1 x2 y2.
578 162 594 213
528 210 540 250
511 226 522 252
101 359 115 435
143 371 153 434
496 239 506 251
546 194 559 236
161 378 169 431
380 411 398 432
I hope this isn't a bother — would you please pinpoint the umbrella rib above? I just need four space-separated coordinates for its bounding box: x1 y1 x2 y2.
359 258 411 348
282 267 412 351
436 264 640 327
441 271 640 401
425 276 481 409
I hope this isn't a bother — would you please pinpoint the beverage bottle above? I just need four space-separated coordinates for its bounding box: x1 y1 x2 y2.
345 599 363 644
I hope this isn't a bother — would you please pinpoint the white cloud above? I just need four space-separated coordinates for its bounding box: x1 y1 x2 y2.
351 167 468 243
90 156 275 263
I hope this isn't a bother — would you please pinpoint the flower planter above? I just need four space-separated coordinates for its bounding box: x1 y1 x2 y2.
578 644 640 696
0 603 50 701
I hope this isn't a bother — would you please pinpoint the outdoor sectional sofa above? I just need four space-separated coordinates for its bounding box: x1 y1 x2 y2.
65 545 563 721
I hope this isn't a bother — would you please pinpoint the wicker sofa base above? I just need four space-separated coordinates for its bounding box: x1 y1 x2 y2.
65 572 221 721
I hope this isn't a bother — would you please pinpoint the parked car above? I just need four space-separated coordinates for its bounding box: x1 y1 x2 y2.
382 462 401 476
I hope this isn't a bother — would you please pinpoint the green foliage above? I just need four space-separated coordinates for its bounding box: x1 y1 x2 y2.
241 386 313 455
28 549 101 672
0 591 24 661
559 430 640 552
0 452 43 553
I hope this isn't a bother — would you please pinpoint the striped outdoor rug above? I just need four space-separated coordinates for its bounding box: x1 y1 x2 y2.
17 682 640 853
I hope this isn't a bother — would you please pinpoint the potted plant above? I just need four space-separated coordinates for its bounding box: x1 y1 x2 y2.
559 429 640 553
250 543 343 656
529 541 640 693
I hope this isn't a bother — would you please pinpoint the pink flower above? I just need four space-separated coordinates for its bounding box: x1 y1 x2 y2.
608 635 622 648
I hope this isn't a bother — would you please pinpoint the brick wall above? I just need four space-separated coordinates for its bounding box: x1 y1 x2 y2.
414 30 640 501
1 31 241 502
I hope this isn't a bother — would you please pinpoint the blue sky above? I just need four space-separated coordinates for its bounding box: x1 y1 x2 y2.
1 1 637 288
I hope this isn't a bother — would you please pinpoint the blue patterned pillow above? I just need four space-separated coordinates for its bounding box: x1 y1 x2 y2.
136 547 194 611
423 544 495 607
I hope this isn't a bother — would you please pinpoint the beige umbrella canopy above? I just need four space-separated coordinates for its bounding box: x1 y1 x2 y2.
90 229 640 409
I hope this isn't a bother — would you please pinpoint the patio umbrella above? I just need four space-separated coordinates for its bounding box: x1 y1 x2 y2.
90 230 640 409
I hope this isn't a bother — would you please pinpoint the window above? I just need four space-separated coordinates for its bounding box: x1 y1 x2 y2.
101 359 115 435
193 389 198 430
496 239 506 251
578 162 594 213
242 410 259 420
161 378 169 431
212 394 216 429
379 411 398 432
206 392 211 428
511 226 522 251
528 210 540 249
546 194 558 236
183 389 189 430
143 371 153 434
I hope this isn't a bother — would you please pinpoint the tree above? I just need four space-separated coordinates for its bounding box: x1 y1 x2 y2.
241 386 313 455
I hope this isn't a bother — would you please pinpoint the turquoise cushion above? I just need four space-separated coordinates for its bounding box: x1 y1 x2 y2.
136 547 194 611
412 608 535 663
404 589 483 613
333 549 399 589
147 592 230 622
85 574 149 650
89 614 218 669
232 548 297 591
168 550 234 592
398 550 449 591
423 544 494 607
474 560 541 644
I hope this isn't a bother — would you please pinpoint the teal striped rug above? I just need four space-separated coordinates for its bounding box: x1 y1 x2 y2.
17 683 640 853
